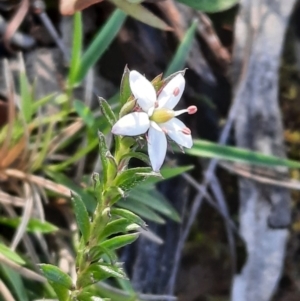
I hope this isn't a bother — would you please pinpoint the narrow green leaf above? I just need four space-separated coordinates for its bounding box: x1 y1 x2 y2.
165 20 197 76
120 65 131 105
100 233 139 251
77 291 109 301
142 165 194 185
77 263 127 288
39 264 74 290
128 188 180 222
19 53 32 123
75 10 126 84
31 121 55 171
119 99 136 118
106 151 118 182
92 172 103 202
48 137 98 172
115 278 135 295
101 218 140 240
45 171 97 213
98 131 109 184
120 136 135 149
0 217 58 233
69 12 82 85
71 192 90 243
96 282 136 301
110 207 147 229
118 199 165 224
161 165 194 178
0 243 25 265
189 139 300 169
149 189 181 222
110 0 171 31
88 245 117 263
0 265 29 301
176 0 239 12
113 167 161 191
119 152 151 165
32 92 57 113
103 186 124 205
74 99 95 128
49 281 70 301
99 97 117 127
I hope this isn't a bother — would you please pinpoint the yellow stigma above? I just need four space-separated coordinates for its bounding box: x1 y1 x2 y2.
150 108 175 123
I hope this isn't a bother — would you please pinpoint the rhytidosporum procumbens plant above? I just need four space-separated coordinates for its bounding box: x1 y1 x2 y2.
39 67 197 301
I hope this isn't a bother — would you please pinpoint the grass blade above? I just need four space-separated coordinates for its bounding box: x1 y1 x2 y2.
68 12 82 86
19 53 33 123
189 139 300 168
0 243 25 265
110 0 171 31
176 0 239 12
75 9 126 84
165 19 198 76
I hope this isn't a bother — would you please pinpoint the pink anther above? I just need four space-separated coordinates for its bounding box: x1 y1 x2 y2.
187 105 197 115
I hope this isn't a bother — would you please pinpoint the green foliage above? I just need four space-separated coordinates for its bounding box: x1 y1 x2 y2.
77 262 127 288
119 151 151 166
109 0 171 30
113 167 161 192
74 100 95 128
0 217 58 233
128 186 181 222
0 243 25 265
68 12 82 86
71 192 91 244
119 65 131 106
189 139 300 168
73 10 127 84
88 245 117 263
100 233 140 251
110 208 147 229
0 265 29 301
176 0 239 12
118 199 166 224
19 54 34 123
98 130 110 185
39 264 74 290
2 1 300 300
46 171 97 212
99 97 118 127
0 6 198 301
77 291 110 301
48 281 70 301
165 19 198 76
100 218 140 240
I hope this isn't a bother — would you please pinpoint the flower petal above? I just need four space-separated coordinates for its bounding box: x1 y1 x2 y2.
148 124 167 172
129 70 156 112
112 112 150 136
161 118 193 148
157 74 185 109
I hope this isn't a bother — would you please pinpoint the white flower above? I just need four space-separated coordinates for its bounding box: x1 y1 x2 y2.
112 70 197 172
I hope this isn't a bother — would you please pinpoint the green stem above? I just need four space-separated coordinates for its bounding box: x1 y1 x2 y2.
70 137 131 300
